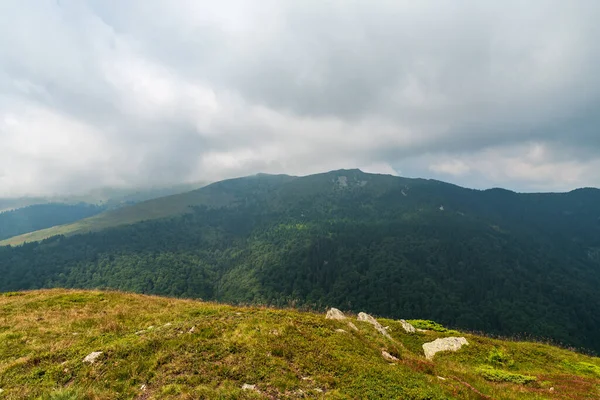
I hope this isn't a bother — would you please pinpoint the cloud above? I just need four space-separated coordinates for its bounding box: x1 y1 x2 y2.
1 0 600 196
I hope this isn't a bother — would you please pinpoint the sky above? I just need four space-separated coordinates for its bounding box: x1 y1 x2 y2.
1 0 600 197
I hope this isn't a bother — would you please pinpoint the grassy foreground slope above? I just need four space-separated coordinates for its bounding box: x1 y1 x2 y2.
1 290 599 400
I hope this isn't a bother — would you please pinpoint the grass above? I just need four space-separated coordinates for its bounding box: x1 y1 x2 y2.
0 290 599 399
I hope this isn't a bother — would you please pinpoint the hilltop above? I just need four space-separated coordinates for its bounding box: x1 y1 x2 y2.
1 290 599 399
1 170 600 352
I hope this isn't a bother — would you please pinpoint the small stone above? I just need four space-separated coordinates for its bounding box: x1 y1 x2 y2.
164 323 172 327
400 319 416 333
416 328 427 332
549 387 555 392
242 383 257 391
147 326 155 330
335 329 346 333
83 351 103 364
72 332 79 336
314 388 324 393
437 376 447 381
188 326 195 333
270 329 280 336
140 384 147 391
326 308 346 320
357 312 391 338
382 350 399 362
135 330 145 335
422 337 469 360
347 322 359 331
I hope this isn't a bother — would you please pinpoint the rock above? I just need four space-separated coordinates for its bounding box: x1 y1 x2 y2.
0 388 4 393
164 323 172 327
382 350 399 362
437 376 447 381
357 312 391 338
422 337 469 360
400 319 416 333
135 330 145 335
416 328 427 332
140 384 147 391
549 387 555 393
326 308 346 320
83 351 103 364
314 388 324 393
335 329 346 333
347 322 359 331
188 326 195 334
242 384 258 391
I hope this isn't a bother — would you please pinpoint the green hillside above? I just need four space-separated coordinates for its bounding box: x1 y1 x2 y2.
0 203 105 241
1 290 599 399
0 176 284 246
1 170 600 353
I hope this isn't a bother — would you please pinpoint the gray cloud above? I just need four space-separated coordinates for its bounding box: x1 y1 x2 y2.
1 0 600 196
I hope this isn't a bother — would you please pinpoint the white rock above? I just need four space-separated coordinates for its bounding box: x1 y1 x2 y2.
326 308 346 320
83 351 103 364
422 337 469 360
164 323 172 327
0 388 4 393
242 384 257 391
381 350 399 362
140 384 147 391
400 319 416 333
357 312 391 338
416 328 427 332
135 330 145 335
314 388 324 393
437 376 447 381
335 329 346 333
348 322 359 331
188 326 195 334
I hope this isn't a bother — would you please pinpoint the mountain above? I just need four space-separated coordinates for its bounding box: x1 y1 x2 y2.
0 203 105 241
1 169 600 352
0 182 209 246
0 197 50 213
1 290 598 399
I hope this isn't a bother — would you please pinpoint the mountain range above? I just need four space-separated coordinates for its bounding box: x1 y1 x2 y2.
1 169 599 352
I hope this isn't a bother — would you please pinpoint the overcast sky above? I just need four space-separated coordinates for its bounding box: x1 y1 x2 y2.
1 0 600 196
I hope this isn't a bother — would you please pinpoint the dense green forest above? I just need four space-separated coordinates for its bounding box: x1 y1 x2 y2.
0 203 104 241
1 170 600 352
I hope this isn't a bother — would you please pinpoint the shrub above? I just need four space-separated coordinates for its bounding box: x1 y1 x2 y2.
407 320 449 332
487 348 514 368
477 366 536 384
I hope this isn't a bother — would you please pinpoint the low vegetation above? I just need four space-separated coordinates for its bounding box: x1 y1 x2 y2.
1 290 599 399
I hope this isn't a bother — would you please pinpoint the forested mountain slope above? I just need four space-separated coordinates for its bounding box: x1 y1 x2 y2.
1 170 600 352
0 203 105 241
